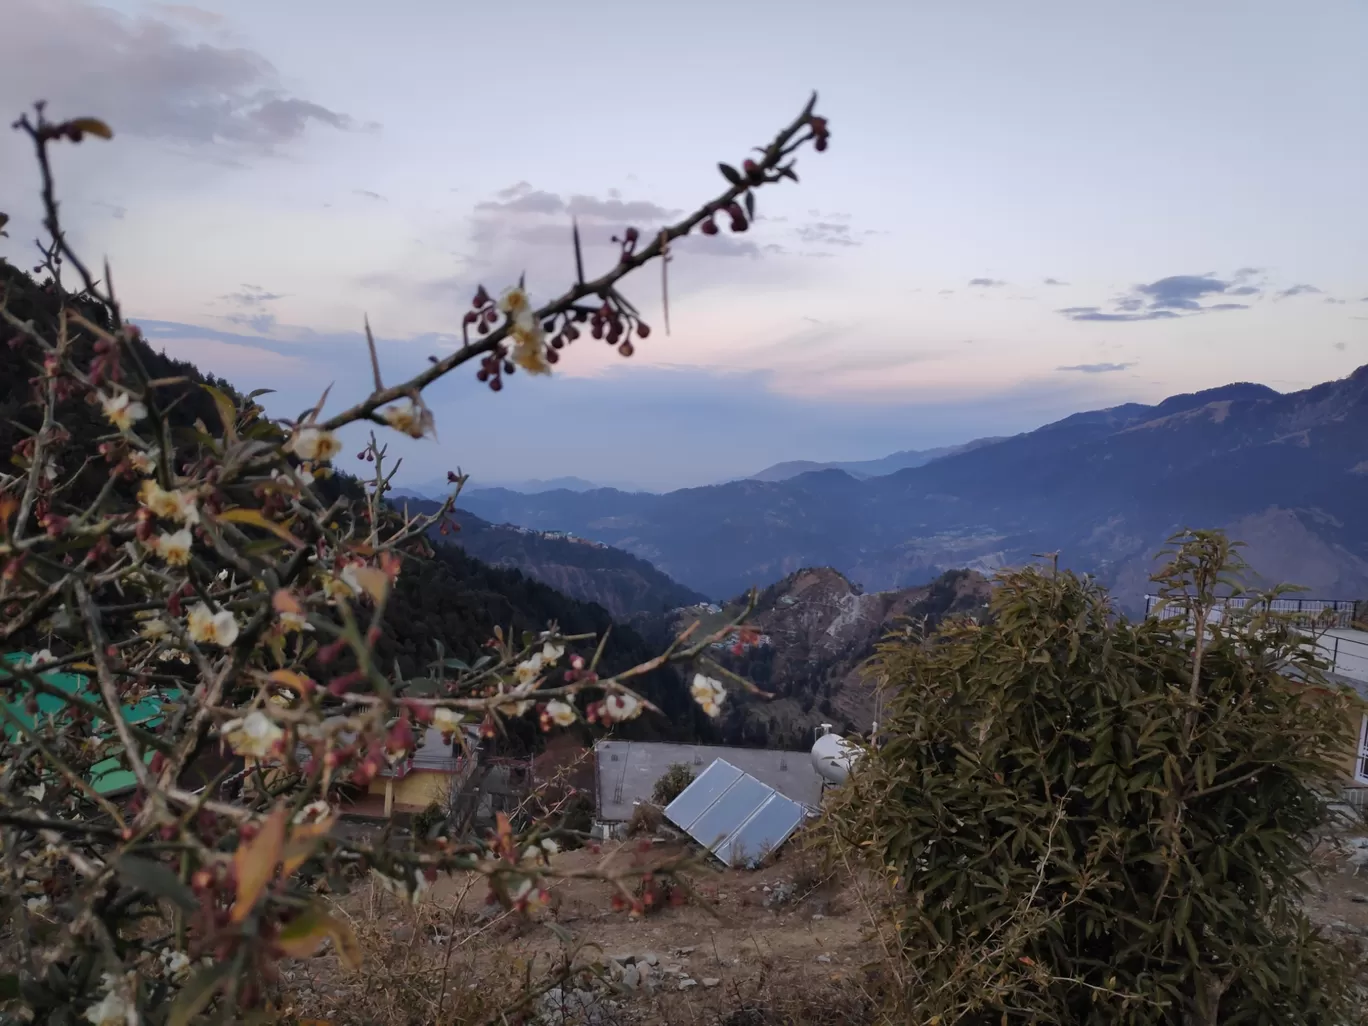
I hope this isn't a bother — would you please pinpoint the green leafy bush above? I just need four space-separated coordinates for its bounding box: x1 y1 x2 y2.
651 762 697 806
821 531 1366 1025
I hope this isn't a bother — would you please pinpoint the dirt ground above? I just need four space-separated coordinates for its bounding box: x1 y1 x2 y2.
276 831 1368 1025
279 836 882 1025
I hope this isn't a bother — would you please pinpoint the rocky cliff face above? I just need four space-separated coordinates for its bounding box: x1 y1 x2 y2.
655 567 992 748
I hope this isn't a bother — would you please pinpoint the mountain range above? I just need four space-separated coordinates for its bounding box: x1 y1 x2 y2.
745 436 1008 483
392 498 707 619
457 369 1368 611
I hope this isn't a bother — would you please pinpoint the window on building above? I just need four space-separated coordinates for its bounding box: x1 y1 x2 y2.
1356 715 1368 786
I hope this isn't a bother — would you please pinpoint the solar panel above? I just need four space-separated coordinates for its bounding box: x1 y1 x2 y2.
664 758 809 868
665 759 743 832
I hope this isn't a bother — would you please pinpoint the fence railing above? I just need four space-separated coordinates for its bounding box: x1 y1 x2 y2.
1143 594 1368 682
1143 594 1361 628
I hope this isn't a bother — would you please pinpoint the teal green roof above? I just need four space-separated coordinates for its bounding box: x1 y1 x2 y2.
2 652 181 794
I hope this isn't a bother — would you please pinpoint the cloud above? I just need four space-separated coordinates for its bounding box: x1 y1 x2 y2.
1325 297 1347 305
1057 306 1179 323
968 278 1007 287
223 284 284 306
1335 342 1347 351
1043 278 1069 286
796 221 860 247
354 189 386 202
1057 362 1135 374
1059 272 1261 322
219 283 283 334
91 200 127 220
1275 284 1321 300
0 0 363 153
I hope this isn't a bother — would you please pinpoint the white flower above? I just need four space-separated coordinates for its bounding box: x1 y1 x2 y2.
160 949 191 980
288 426 343 463
84 975 133 1026
170 488 200 526
545 699 576 727
541 641 565 664
508 311 550 375
277 611 312 634
186 603 239 647
25 895 50 914
603 693 641 722
221 710 284 758
149 527 193 566
322 573 355 603
691 674 727 717
433 707 463 734
498 693 533 718
382 401 433 439
541 838 560 856
339 562 364 596
100 391 147 431
514 653 544 688
139 617 169 640
23 782 46 801
498 285 532 317
23 649 54 669
293 800 333 826
137 479 198 525
128 447 158 475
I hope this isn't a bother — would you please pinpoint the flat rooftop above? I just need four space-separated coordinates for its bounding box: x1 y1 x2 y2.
593 740 824 823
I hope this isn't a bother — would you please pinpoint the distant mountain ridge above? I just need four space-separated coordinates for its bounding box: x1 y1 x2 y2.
393 497 707 619
746 436 1008 482
395 476 654 499
457 368 1368 610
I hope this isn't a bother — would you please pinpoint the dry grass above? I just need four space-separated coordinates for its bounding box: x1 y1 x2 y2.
268 839 887 1026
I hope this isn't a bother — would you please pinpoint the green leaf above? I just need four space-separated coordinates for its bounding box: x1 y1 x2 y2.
167 962 232 1026
247 388 276 399
201 384 237 442
717 162 743 186
276 901 361 969
743 191 756 222
115 855 198 911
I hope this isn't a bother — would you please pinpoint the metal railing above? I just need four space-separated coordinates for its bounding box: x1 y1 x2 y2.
1143 594 1360 628
1143 594 1368 683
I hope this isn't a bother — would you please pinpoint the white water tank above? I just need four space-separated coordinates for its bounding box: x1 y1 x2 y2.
811 725 860 784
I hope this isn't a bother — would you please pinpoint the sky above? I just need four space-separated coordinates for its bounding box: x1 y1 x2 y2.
1 0 1365 491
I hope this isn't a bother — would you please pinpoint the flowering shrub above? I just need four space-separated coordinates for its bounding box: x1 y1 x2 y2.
0 95 827 1022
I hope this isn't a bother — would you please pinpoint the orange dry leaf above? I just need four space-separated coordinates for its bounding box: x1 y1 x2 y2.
231 804 288 923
